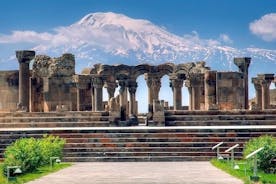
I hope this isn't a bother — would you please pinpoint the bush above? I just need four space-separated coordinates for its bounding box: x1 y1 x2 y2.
39 135 65 165
3 135 65 175
243 135 276 173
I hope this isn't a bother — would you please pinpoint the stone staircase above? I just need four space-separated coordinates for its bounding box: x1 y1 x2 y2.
165 110 276 126
0 111 110 128
0 110 275 162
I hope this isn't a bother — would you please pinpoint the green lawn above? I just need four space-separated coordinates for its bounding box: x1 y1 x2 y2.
0 163 72 184
211 159 276 184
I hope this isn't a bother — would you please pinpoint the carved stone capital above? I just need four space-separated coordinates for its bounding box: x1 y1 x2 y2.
186 73 204 87
92 75 104 88
128 80 138 94
234 57 251 73
16 50 35 64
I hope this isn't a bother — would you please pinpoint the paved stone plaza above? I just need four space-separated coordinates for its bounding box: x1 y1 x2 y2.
26 162 243 184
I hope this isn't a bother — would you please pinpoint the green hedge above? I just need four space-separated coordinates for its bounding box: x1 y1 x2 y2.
243 135 276 173
3 135 65 175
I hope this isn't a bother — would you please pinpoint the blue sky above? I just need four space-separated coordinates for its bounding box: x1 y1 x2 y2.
0 0 275 49
0 0 275 112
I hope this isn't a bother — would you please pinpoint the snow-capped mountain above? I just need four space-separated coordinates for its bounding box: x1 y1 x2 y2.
32 12 275 73
2 12 276 74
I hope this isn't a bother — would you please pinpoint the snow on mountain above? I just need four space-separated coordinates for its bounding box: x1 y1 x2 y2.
1 12 275 73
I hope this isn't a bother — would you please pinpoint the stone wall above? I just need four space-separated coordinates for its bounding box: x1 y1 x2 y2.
216 72 244 110
0 71 19 112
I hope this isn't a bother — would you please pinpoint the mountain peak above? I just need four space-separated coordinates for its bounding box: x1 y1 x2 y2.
77 12 151 31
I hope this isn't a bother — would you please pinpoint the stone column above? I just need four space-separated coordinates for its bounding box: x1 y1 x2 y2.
145 73 161 113
184 80 193 110
234 57 251 109
16 50 35 111
258 74 274 110
118 79 127 120
204 71 217 110
187 73 204 110
92 76 104 111
128 80 138 116
170 77 183 110
104 81 117 100
252 77 262 109
91 86 95 111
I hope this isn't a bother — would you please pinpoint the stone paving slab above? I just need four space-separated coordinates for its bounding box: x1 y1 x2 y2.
26 162 243 184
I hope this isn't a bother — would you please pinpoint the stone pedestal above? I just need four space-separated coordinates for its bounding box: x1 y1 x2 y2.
234 57 251 109
16 50 35 111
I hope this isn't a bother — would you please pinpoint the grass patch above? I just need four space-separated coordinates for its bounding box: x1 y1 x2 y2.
211 159 276 184
0 162 71 184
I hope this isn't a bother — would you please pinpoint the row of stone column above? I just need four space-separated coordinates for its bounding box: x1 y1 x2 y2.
252 74 275 110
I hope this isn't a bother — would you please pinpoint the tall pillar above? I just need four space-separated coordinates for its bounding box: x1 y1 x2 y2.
16 50 35 111
145 73 161 113
204 71 217 110
104 81 117 100
118 79 127 120
187 73 204 110
170 77 183 110
258 74 274 110
91 86 95 111
128 80 138 116
234 57 251 109
252 77 262 109
92 76 104 111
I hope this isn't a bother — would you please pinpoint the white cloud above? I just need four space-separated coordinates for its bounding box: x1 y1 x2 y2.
219 34 233 44
0 31 54 43
249 13 276 41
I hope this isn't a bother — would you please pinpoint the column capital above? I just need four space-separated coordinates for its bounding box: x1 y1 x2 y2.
186 73 204 87
252 77 262 89
234 57 251 73
16 50 35 64
91 75 104 88
127 80 138 94
73 75 91 89
144 73 161 89
170 78 183 88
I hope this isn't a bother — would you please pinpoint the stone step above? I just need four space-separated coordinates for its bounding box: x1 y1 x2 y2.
63 156 215 162
0 111 109 118
165 120 276 126
62 151 235 157
0 121 110 128
0 116 110 123
0 126 274 162
63 137 251 143
165 110 276 116
63 146 243 153
165 115 276 121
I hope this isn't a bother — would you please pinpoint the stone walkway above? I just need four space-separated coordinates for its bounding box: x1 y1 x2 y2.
26 162 243 184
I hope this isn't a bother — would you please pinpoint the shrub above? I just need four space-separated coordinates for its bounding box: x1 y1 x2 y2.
243 135 276 173
39 135 66 165
2 135 65 175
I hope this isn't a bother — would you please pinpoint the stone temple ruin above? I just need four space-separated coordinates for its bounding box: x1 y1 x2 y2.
0 50 275 162
1 50 275 124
